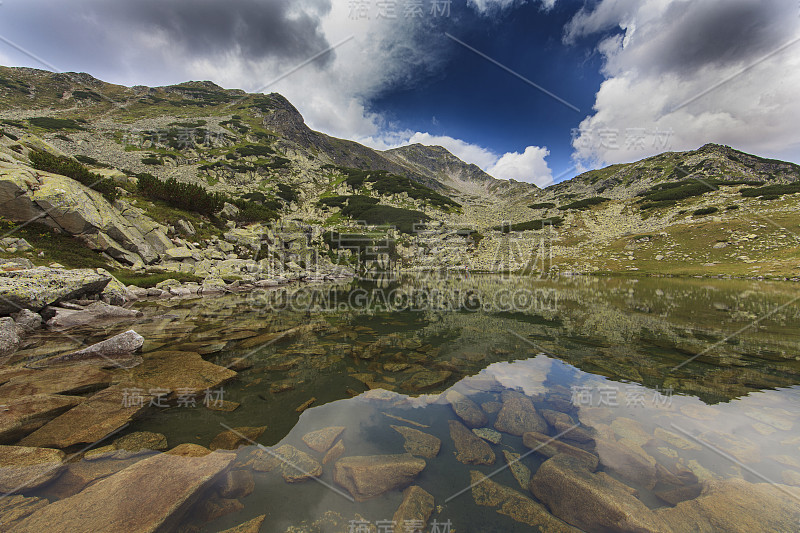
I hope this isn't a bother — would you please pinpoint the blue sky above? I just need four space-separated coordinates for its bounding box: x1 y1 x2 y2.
0 0 798 185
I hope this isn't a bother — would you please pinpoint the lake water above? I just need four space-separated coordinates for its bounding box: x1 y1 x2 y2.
23 275 800 531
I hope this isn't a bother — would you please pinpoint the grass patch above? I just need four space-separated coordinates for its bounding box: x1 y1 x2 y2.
740 182 800 198
28 117 87 131
558 197 609 210
492 217 564 232
0 218 112 269
111 271 202 288
693 207 719 216
529 202 556 209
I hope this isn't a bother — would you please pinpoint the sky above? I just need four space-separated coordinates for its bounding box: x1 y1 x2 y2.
0 0 799 186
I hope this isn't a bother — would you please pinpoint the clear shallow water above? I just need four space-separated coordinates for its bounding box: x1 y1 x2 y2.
20 275 800 531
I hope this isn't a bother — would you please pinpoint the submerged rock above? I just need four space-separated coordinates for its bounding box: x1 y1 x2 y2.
251 444 322 483
302 426 345 453
0 495 49 531
596 437 657 489
45 302 141 329
392 425 441 458
402 370 452 392
449 420 495 465
392 485 434 533
323 440 346 465
0 394 84 444
122 350 236 395
502 450 531 490
19 384 148 449
494 391 547 436
472 428 502 444
0 366 112 397
9 449 235 533
36 330 144 367
531 454 671 533
0 445 66 493
445 390 487 428
209 426 266 451
217 514 267 533
219 469 255 499
522 431 599 471
333 454 426 501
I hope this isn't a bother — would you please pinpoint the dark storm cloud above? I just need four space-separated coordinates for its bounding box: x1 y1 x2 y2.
94 0 333 64
648 0 797 74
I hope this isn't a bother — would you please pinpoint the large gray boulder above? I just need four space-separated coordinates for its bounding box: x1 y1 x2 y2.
0 267 111 315
0 317 20 358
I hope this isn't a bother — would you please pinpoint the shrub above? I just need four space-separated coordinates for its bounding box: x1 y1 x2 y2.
1 130 19 141
693 207 719 216
276 183 299 204
141 157 162 165
237 144 275 158
725 204 739 210
529 202 556 209
29 150 116 202
740 182 800 198
640 200 677 210
329 166 460 210
558 197 609 210
28 117 86 131
136 173 225 216
492 217 564 232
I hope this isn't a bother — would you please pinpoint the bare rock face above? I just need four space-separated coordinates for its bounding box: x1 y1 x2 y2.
392 485 435 533
0 445 66 493
333 454 426 502
445 390 487 428
9 449 235 533
656 478 800 532
19 384 148 449
530 454 672 533
392 425 441 458
302 426 345 453
448 420 495 465
493 390 547 436
0 267 111 315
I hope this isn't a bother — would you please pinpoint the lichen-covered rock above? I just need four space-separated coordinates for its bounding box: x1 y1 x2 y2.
494 390 547 436
449 420 495 465
38 330 144 367
0 317 20 358
392 425 441 458
0 445 66 493
0 267 111 315
446 390 487 428
0 394 84 444
302 426 345 453
392 485 434 533
334 454 426 501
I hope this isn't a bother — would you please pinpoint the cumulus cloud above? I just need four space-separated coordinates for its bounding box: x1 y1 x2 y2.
468 0 557 14
487 146 552 185
567 0 800 167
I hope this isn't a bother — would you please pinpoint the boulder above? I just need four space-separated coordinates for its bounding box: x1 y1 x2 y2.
596 437 657 489
209 426 266 451
448 420 495 465
113 431 168 455
530 454 671 533
323 439 346 465
217 515 267 533
0 445 66 493
9 449 235 533
392 485 434 533
334 454 426 501
0 267 111 315
0 394 84 444
657 478 800 532
19 384 149 449
11 309 41 333
0 495 49 531
46 301 142 329
36 330 144 367
522 431 599 471
542 409 594 443
494 390 547 436
250 444 322 483
302 426 345 453
0 317 20 358
446 390 487 428
219 469 255 499
121 350 236 395
391 425 441 458
502 450 531 490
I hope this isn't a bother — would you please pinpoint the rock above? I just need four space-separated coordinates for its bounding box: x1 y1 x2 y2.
531 454 671 533
220 469 255 499
167 443 212 457
610 417 653 446
164 247 194 261
255 444 322 483
11 309 41 333
175 219 196 236
334 454 426 501
0 258 34 271
699 430 760 463
392 485 434 533
10 449 235 533
37 330 144 367
449 420 495 465
0 317 20 358
657 478 800 532
0 495 49 530
542 409 595 444
19 384 149 449
446 390 487 427
522 431 599 470
209 426 266 451
654 483 703 506
122 350 236 395
502 450 531 490
205 399 240 412
113 431 168 455
217 515 267 533
0 366 113 397
221 202 240 219
45 301 141 329
302 426 345 453
0 394 84 444
596 437 657 489
200 277 228 295
98 270 134 306
0 445 66 493
0 267 111 315
323 440 346 465
391 425 441 458
494 390 547 436
402 370 452 391
654 427 701 450
472 427 502 444
469 471 579 532
481 401 502 414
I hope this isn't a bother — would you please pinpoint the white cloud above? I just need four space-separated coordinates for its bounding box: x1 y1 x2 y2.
568 0 800 167
487 146 552 185
468 0 557 14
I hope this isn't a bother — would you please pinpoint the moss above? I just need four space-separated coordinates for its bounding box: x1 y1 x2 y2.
111 271 202 288
693 207 719 216
558 197 609 210
28 117 87 131
0 218 112 269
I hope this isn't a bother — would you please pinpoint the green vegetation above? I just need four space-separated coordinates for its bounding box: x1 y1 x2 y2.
71 90 103 102
324 165 460 210
637 178 764 208
237 144 275 157
740 182 800 198
74 155 109 168
136 173 224 216
640 200 677 210
529 202 556 210
1 130 19 141
693 207 719 216
28 117 87 131
141 156 162 165
29 150 117 202
558 197 609 210
275 183 299 204
492 217 564 233
0 76 31 94
317 194 430 233
0 218 111 269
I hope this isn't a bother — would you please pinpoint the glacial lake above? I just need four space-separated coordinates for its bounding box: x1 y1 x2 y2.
20 274 800 531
